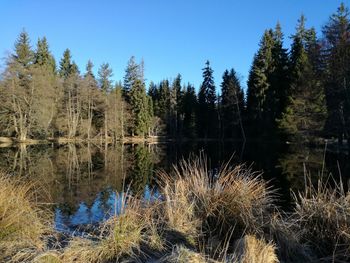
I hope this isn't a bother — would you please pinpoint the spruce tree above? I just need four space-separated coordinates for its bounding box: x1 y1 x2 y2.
246 30 274 136
34 37 56 72
98 63 113 140
182 83 197 138
59 49 74 79
246 24 290 138
12 30 34 90
220 69 245 139
278 16 326 142
170 74 183 137
12 29 33 68
267 23 290 133
122 57 152 137
85 60 95 79
157 79 171 125
322 3 350 145
98 63 113 94
129 79 152 136
123 56 140 99
197 60 217 138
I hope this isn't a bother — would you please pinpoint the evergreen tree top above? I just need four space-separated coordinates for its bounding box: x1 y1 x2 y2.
323 2 350 46
13 29 33 67
274 22 284 43
293 15 307 41
98 63 113 93
59 48 72 79
199 60 216 105
123 56 141 93
85 60 95 79
34 36 56 72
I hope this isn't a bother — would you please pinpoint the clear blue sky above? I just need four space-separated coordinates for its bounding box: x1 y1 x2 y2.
0 0 347 90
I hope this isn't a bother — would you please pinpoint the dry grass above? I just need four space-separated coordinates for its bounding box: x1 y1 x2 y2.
162 245 209 263
158 155 277 245
263 212 312 262
231 235 278 263
161 179 201 239
62 194 148 263
33 251 62 263
293 176 350 261
0 174 51 262
5 155 350 263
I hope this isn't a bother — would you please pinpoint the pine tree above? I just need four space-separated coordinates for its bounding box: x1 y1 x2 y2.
170 74 183 137
34 37 56 72
322 3 350 145
181 83 197 138
85 60 95 79
246 30 274 135
220 69 245 139
123 56 140 99
129 79 151 136
197 60 217 138
98 63 113 141
157 79 171 124
98 63 113 94
59 49 74 79
12 29 33 68
122 57 152 137
278 16 326 142
267 23 290 133
246 24 290 138
11 29 34 90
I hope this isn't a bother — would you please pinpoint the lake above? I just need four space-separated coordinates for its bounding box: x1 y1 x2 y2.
0 141 348 234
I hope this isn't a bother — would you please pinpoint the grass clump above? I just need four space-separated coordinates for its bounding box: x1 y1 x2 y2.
33 252 62 263
4 154 350 263
0 174 51 262
158 155 313 262
158 155 277 250
163 245 209 263
231 235 279 263
62 195 148 262
294 176 350 261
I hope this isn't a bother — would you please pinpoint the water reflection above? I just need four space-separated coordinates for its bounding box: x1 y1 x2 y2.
0 141 348 231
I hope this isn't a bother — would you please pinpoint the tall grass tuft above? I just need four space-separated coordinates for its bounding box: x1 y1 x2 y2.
232 235 279 263
62 194 151 262
158 155 277 246
294 176 350 261
0 173 51 262
162 245 209 263
6 154 350 262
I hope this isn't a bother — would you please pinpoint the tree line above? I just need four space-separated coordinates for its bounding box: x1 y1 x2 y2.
0 3 349 146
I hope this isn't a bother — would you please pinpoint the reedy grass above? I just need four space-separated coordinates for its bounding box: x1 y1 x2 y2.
158 155 278 247
162 245 210 263
4 155 350 262
231 235 279 263
0 174 52 262
61 194 150 263
293 175 350 261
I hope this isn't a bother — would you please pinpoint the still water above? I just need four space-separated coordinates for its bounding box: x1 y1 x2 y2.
0 141 349 233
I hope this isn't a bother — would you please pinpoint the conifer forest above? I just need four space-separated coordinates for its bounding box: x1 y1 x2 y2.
0 4 349 147
1 2 350 263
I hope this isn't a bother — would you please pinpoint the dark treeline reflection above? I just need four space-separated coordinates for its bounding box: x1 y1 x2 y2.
0 142 348 230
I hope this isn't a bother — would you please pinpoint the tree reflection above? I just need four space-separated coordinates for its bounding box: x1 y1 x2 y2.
127 143 155 194
277 144 329 192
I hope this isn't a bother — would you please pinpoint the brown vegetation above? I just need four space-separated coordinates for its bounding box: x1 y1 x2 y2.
1 156 350 262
